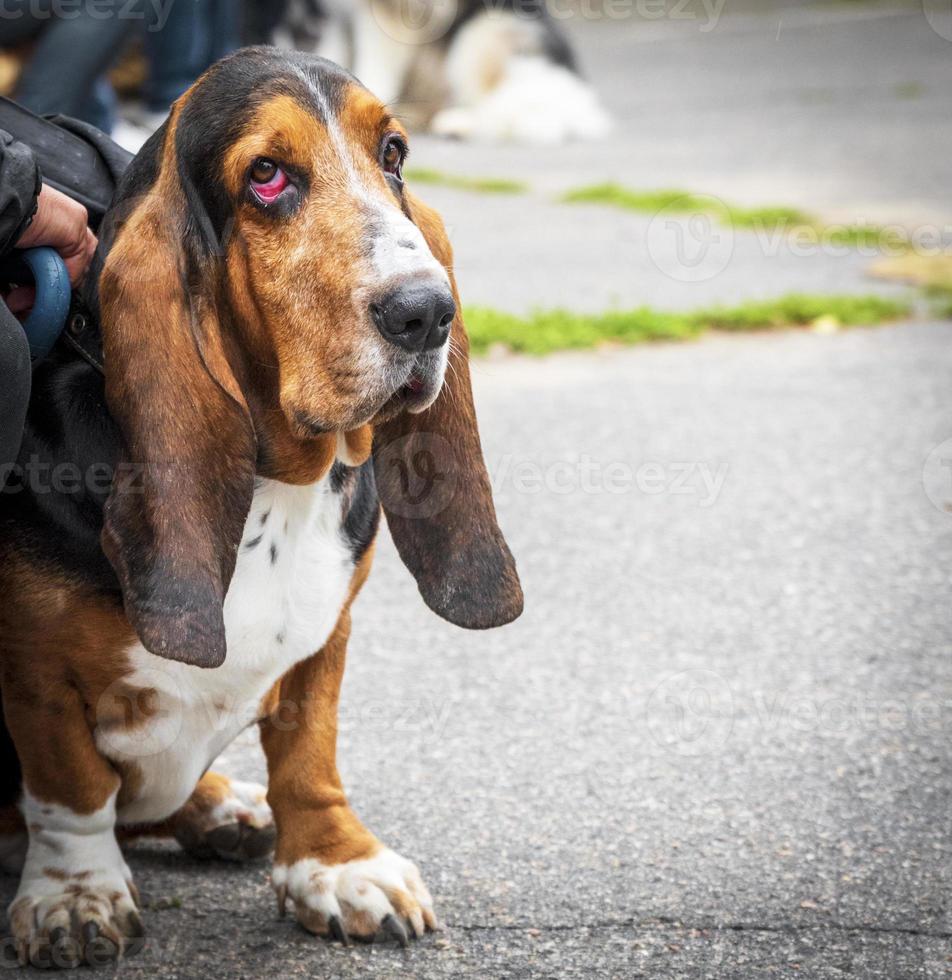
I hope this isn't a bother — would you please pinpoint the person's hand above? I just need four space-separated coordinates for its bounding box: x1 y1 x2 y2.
16 184 97 286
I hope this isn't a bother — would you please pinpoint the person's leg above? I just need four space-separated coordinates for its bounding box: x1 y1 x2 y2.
143 0 205 112
144 0 241 113
208 0 241 62
78 76 118 134
0 304 30 479
14 0 144 122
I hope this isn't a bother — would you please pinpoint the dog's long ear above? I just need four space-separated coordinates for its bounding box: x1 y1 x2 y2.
98 122 257 668
373 193 523 629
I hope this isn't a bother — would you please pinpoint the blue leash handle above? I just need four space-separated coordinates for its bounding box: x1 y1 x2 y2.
16 247 72 361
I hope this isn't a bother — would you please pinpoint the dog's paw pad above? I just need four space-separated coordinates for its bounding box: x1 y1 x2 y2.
204 821 277 861
174 778 275 862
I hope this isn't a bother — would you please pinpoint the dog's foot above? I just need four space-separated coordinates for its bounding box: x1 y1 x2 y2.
7 875 143 969
8 804 142 972
272 848 438 945
7 793 143 969
173 774 275 862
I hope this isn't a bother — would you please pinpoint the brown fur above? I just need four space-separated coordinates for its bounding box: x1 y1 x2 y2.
260 548 378 868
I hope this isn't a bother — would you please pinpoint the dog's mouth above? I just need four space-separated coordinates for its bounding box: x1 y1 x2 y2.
377 351 448 422
403 374 425 397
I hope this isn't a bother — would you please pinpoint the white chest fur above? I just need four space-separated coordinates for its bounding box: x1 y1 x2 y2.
97 477 356 826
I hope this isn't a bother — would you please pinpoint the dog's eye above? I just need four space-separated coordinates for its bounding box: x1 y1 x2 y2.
380 136 406 180
249 158 289 204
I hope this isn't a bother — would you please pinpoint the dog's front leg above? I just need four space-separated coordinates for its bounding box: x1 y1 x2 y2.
2 675 142 968
260 611 438 946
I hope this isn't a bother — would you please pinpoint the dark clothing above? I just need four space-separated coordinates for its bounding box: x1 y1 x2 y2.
0 0 144 132
0 303 30 473
144 0 242 112
0 129 41 252
0 127 40 473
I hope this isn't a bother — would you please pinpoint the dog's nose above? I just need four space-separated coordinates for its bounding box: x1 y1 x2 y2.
371 283 456 352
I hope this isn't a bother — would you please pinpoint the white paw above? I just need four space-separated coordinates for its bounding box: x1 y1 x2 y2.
8 792 143 968
8 873 143 969
272 847 438 945
208 779 273 830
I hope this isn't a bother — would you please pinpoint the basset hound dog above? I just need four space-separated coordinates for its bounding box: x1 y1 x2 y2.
0 46 522 968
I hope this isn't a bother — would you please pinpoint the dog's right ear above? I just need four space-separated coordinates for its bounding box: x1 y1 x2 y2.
98 119 257 669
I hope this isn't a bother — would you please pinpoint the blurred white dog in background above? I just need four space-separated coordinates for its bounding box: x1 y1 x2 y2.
273 0 612 143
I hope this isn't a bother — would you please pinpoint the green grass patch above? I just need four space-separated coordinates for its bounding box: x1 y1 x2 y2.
464 293 912 356
559 184 712 213
559 183 904 250
724 204 813 228
895 82 924 99
405 167 527 195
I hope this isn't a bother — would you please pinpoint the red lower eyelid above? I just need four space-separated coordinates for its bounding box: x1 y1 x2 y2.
251 168 289 204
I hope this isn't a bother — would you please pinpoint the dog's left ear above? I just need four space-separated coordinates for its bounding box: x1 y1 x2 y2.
373 193 523 629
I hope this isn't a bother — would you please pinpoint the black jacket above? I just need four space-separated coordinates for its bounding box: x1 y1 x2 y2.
0 128 41 256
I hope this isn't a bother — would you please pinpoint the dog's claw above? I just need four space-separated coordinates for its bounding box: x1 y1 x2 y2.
126 910 145 939
381 913 409 948
328 915 351 947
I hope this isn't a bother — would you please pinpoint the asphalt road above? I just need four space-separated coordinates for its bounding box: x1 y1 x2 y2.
4 319 949 978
